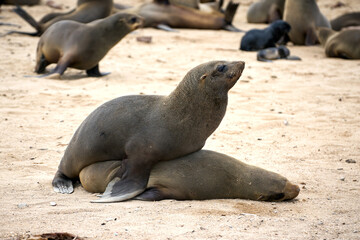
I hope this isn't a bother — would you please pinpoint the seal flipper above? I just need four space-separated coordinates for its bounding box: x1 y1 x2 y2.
156 24 178 32
305 27 318 46
86 64 110 77
91 177 146 203
91 160 151 203
134 188 166 201
11 5 42 36
52 171 74 194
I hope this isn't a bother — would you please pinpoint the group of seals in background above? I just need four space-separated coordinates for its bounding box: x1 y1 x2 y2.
245 0 360 59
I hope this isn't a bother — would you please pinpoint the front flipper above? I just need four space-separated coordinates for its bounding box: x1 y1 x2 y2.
86 64 110 77
134 188 166 201
52 170 74 194
91 160 151 203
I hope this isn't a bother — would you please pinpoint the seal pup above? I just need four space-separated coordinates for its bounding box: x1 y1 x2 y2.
52 60 245 202
34 13 143 79
330 12 360 31
283 0 331 45
79 150 300 202
9 0 113 36
316 27 360 59
257 46 301 62
247 0 285 24
119 0 241 32
240 20 290 51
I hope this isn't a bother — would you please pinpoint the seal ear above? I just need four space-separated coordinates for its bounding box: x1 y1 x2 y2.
200 74 207 84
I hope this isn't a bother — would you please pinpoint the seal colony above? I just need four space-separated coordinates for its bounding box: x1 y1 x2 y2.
35 13 143 79
52 60 245 202
80 150 300 202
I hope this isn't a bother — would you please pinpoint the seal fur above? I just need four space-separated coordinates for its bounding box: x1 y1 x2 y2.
283 0 331 45
52 60 245 202
79 150 300 202
316 27 360 59
35 13 143 79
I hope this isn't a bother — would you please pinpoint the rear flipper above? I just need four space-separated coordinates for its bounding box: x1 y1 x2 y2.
12 5 42 36
91 160 151 203
86 64 110 77
286 55 302 61
52 170 74 194
156 24 178 32
134 188 166 201
223 1 243 32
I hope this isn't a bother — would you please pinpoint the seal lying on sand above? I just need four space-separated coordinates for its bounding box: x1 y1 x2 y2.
80 150 300 202
9 0 113 36
316 27 360 59
35 13 143 79
257 46 301 62
283 0 330 45
118 0 241 32
52 60 245 202
240 20 290 51
330 12 360 31
247 0 285 24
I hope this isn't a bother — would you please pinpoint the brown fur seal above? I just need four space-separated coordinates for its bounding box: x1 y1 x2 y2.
10 0 113 36
316 27 360 59
34 13 143 79
330 12 360 31
52 60 245 202
247 0 285 24
119 0 240 32
79 150 300 202
283 0 331 45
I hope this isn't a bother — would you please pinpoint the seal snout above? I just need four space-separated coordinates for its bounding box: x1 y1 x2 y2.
226 61 245 87
283 181 300 200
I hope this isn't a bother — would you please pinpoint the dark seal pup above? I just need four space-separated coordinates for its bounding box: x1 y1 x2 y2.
316 27 360 60
240 20 291 51
80 150 300 202
9 0 113 36
35 13 143 79
247 0 285 24
283 0 331 45
52 60 245 202
330 12 360 31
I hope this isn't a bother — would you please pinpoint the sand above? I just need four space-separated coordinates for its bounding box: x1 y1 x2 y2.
0 0 359 239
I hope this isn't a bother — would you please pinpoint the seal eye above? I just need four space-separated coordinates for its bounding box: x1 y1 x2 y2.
129 17 137 24
216 65 228 73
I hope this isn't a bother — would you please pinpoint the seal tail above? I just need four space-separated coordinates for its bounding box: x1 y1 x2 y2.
13 5 42 33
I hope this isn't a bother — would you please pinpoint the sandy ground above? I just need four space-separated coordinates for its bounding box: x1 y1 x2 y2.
0 0 359 239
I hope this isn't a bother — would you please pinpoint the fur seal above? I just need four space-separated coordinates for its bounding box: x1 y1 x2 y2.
79 150 300 202
257 45 301 62
119 0 240 32
240 20 290 51
52 60 245 202
316 27 360 59
34 13 143 79
283 0 331 45
247 0 285 24
10 0 113 36
330 12 360 31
